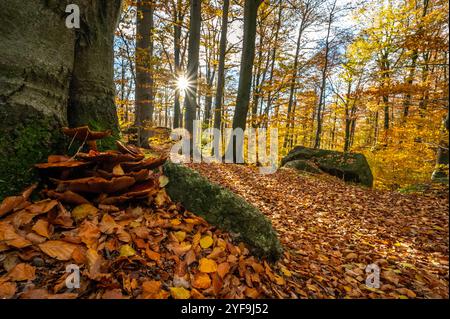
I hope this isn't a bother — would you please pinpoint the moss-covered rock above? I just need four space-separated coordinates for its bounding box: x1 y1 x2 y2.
283 159 323 174
163 162 283 261
282 146 373 187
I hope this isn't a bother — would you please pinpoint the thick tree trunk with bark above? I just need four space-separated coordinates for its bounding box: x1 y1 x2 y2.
228 0 263 159
0 0 122 199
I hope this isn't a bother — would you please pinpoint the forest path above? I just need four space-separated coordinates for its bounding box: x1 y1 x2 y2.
187 163 449 298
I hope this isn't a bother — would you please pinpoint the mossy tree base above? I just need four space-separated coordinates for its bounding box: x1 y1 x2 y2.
163 161 283 261
0 0 122 199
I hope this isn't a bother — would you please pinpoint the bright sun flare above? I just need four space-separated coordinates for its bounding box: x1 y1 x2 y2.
176 76 189 91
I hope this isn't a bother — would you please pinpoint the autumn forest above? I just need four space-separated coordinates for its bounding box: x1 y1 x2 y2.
116 0 449 189
0 0 448 302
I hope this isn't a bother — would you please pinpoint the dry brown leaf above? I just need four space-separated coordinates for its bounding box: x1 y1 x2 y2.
0 282 16 299
99 214 117 234
145 248 161 261
72 204 98 222
32 219 52 239
78 220 101 248
198 258 218 273
39 240 79 261
0 221 32 248
169 286 190 299
192 273 211 289
7 263 36 281
217 262 231 279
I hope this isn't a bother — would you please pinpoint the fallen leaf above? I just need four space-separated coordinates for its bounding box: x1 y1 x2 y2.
145 248 161 261
72 204 98 222
192 273 211 289
158 175 169 187
39 240 79 261
99 214 117 234
173 231 186 242
78 220 101 248
32 219 52 239
169 287 191 299
0 282 16 299
7 263 36 281
119 244 136 257
0 222 32 248
217 262 230 279
198 258 218 273
200 235 214 249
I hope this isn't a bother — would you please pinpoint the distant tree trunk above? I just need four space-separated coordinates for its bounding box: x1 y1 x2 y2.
203 61 216 126
283 18 305 149
343 81 352 152
184 0 201 137
432 112 449 181
264 2 283 128
173 0 183 128
120 57 127 123
251 26 264 128
135 0 154 147
314 0 335 149
402 50 418 121
213 0 230 131
373 108 379 147
228 0 263 159
0 0 122 199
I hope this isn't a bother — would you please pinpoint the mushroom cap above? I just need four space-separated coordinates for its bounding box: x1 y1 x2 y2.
63 126 112 141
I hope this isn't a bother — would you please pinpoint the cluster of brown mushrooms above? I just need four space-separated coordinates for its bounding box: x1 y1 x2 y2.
36 127 167 207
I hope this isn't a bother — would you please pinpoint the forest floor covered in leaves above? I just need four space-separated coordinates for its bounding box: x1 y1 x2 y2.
188 163 449 299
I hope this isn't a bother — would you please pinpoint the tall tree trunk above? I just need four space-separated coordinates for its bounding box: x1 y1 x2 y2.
173 0 183 128
283 18 305 149
314 1 335 149
0 0 122 199
402 50 418 121
213 0 230 131
135 0 154 147
184 0 201 137
228 0 263 160
343 81 352 152
264 2 283 128
251 27 264 128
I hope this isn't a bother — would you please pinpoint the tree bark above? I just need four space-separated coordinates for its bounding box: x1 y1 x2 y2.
213 0 230 131
264 2 283 128
68 0 122 141
135 0 155 147
228 0 263 159
173 0 183 128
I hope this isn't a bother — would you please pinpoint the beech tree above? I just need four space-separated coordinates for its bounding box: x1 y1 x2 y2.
0 0 122 198
135 0 155 147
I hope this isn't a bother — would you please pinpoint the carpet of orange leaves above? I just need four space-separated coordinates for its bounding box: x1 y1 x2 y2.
188 163 449 298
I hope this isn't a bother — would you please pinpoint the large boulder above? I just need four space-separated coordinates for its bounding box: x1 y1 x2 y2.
283 160 323 174
281 146 373 187
163 161 283 261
